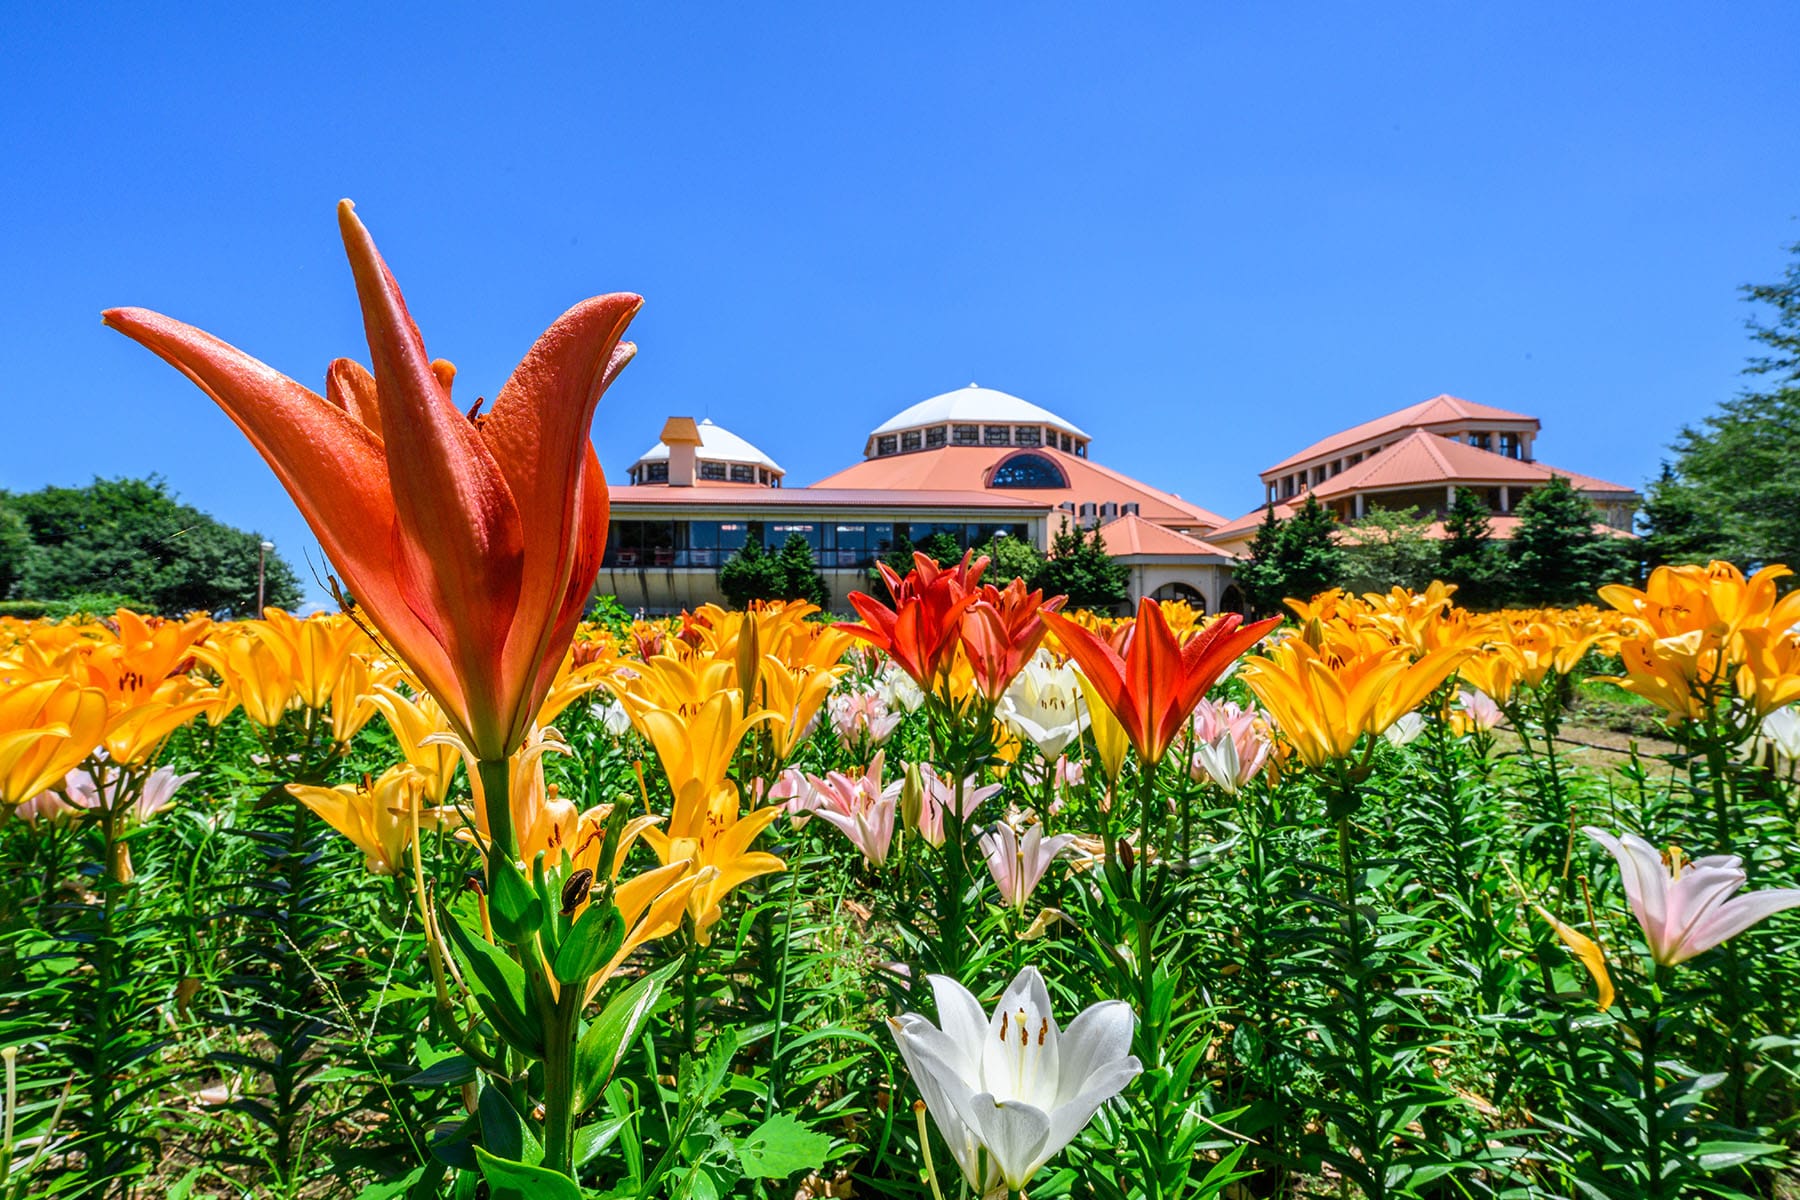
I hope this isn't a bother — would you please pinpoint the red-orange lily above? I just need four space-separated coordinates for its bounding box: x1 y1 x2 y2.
1043 599 1280 766
840 552 989 689
960 578 1066 702
104 201 640 761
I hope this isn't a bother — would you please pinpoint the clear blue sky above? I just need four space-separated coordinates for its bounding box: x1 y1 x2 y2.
4 5 1796 607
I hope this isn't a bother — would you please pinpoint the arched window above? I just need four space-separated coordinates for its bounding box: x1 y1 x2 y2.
990 453 1069 489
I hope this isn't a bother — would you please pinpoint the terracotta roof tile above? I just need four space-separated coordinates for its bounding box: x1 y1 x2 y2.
1262 394 1539 475
1098 513 1233 559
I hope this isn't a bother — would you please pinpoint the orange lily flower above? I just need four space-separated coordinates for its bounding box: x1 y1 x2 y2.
0 679 110 805
105 200 641 761
840 552 988 689
959 579 1065 703
1042 597 1280 767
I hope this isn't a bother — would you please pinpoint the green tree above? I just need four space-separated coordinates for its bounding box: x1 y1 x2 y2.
0 496 29 601
7 476 301 614
1646 241 1800 568
1508 476 1633 606
1439 487 1507 609
1341 506 1438 595
1233 495 1345 616
1031 518 1128 614
976 533 1045 587
773 532 832 609
717 536 787 609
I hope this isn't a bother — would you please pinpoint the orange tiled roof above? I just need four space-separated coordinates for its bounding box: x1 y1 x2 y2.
809 445 1227 529
1301 430 1635 500
1098 513 1233 560
1262 394 1539 476
608 485 1049 511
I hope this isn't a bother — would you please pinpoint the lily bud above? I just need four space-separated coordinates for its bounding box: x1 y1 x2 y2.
736 612 762 719
900 762 925 833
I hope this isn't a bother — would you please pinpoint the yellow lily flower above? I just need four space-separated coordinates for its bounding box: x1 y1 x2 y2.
610 654 737 726
638 691 775 798
195 630 299 727
583 859 711 1001
0 679 110 805
640 778 785 946
252 610 372 710
1074 668 1130 786
328 651 397 745
754 656 847 761
368 685 463 803
289 764 428 876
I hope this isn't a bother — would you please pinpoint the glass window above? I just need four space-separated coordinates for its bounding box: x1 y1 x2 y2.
983 425 1011 446
876 435 898 456
1500 433 1520 459
1015 426 1041 447
642 461 668 483
729 463 755 483
698 461 727 481
1060 433 1072 452
901 430 922 452
771 523 822 552
952 424 979 446
925 426 947 448
991 453 1069 489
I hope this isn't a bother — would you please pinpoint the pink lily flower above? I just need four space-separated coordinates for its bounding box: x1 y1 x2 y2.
828 689 904 752
1187 700 1271 795
807 752 902 865
979 821 1080 912
63 764 199 825
912 765 1003 848
1584 827 1800 966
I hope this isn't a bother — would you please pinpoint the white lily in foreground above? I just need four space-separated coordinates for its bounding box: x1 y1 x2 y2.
889 966 1141 1196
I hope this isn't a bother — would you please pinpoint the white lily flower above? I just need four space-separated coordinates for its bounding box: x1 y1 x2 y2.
1761 705 1800 760
1382 711 1426 747
889 966 1141 1195
999 652 1090 761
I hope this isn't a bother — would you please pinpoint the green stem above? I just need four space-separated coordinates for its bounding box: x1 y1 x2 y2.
1337 803 1388 1200
766 843 805 1111
1641 969 1665 1198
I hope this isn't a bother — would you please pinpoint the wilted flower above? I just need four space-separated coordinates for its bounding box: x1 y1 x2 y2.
888 967 1141 1196
1584 827 1800 966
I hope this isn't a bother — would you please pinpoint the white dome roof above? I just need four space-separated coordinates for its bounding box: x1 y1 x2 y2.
635 418 784 474
870 384 1090 440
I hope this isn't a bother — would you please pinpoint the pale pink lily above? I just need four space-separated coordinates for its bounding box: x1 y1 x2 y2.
1456 689 1504 731
1186 700 1271 795
807 752 903 865
828 689 903 751
13 788 77 828
912 765 1003 848
767 767 818 827
1584 827 1800 966
888 967 1141 1196
63 765 198 825
980 821 1079 912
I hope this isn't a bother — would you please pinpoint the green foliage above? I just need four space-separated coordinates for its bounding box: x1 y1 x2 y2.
1233 495 1345 616
1641 240 1800 568
1032 518 1129 613
1508 476 1634 606
719 533 830 609
1439 487 1508 609
1341 505 1439 595
976 533 1043 586
584 591 633 634
3 476 302 614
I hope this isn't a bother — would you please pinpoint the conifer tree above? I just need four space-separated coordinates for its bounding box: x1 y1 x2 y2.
1234 495 1344 616
1508 476 1632 606
1439 487 1505 609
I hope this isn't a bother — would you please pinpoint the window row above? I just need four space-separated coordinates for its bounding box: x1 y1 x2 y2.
873 425 1088 457
601 519 1033 569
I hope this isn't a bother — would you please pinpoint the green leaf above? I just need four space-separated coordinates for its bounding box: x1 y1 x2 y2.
732 1112 833 1179
574 960 682 1111
473 1146 583 1200
489 855 546 943
478 1084 541 1166
440 905 543 1056
574 1114 630 1168
401 1053 476 1088
679 1028 738 1108
552 900 626 986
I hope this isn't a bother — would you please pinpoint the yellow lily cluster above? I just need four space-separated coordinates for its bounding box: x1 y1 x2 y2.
1241 617 1472 771
192 609 399 740
1598 561 1800 724
606 600 853 944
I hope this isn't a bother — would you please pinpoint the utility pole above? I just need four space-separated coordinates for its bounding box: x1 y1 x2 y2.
257 540 274 613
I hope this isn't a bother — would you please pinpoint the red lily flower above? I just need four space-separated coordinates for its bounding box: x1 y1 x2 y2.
1042 598 1281 766
960 578 1066 702
840 552 988 688
105 200 640 761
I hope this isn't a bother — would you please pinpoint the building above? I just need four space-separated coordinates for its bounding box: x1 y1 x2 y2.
597 385 1241 613
1208 394 1639 552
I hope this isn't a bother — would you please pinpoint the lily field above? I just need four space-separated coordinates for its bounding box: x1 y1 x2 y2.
5 208 1800 1200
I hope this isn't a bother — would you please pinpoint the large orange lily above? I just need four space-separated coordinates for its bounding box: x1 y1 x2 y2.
1043 598 1279 766
105 200 640 762
959 578 1065 703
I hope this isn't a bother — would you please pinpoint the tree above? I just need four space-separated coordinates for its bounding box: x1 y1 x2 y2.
1439 487 1507 609
1233 495 1345 616
5 476 301 614
1032 519 1129 614
717 536 788 609
773 532 831 609
1341 506 1438 595
1645 241 1800 568
0 497 29 601
977 534 1044 587
1508 476 1633 607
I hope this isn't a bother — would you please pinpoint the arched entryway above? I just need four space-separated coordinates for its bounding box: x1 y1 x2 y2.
1219 585 1247 615
1151 581 1206 610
